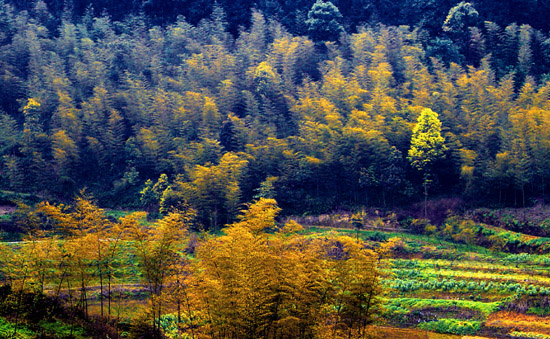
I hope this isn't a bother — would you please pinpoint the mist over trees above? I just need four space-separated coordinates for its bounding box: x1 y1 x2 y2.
2 0 550 228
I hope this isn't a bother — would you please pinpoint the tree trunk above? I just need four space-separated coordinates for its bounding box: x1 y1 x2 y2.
522 185 526 208
424 180 428 218
97 260 103 317
108 271 111 316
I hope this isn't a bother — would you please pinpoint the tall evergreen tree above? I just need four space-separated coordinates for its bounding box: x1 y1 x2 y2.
306 0 344 43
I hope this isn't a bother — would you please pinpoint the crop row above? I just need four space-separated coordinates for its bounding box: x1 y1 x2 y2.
387 258 549 276
418 319 482 335
386 267 550 286
384 297 501 316
383 277 550 296
503 253 550 266
510 331 550 339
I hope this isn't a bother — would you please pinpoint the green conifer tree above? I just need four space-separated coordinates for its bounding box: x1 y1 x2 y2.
306 0 344 43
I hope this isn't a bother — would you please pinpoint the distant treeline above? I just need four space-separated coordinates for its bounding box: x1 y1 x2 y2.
1 0 550 229
6 0 550 36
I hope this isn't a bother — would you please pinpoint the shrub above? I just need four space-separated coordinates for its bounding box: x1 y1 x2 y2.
418 318 481 335
365 231 389 242
408 219 431 234
129 311 160 339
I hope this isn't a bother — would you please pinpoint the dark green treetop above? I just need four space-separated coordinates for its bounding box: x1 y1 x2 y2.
306 0 344 43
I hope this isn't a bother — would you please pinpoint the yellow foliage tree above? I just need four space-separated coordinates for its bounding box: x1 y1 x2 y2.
129 209 195 336
187 199 381 339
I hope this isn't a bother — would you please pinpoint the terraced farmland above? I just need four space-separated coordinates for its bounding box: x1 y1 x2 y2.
303 226 550 338
2 209 550 338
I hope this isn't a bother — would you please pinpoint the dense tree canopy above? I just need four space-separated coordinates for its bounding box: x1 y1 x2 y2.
7 0 550 37
0 196 382 338
2 0 550 228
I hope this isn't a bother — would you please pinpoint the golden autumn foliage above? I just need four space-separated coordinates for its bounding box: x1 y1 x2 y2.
36 193 133 316
189 198 381 339
129 208 196 336
0 197 381 339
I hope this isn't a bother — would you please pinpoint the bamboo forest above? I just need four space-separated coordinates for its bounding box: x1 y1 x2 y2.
1 0 550 338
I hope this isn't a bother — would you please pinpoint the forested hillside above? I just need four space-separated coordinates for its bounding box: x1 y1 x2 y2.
2 0 550 228
7 0 550 37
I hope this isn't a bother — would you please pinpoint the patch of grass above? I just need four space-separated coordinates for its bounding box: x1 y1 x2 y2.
418 319 481 335
0 317 37 339
104 209 137 220
528 307 550 316
39 319 86 338
88 298 148 322
0 214 12 221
